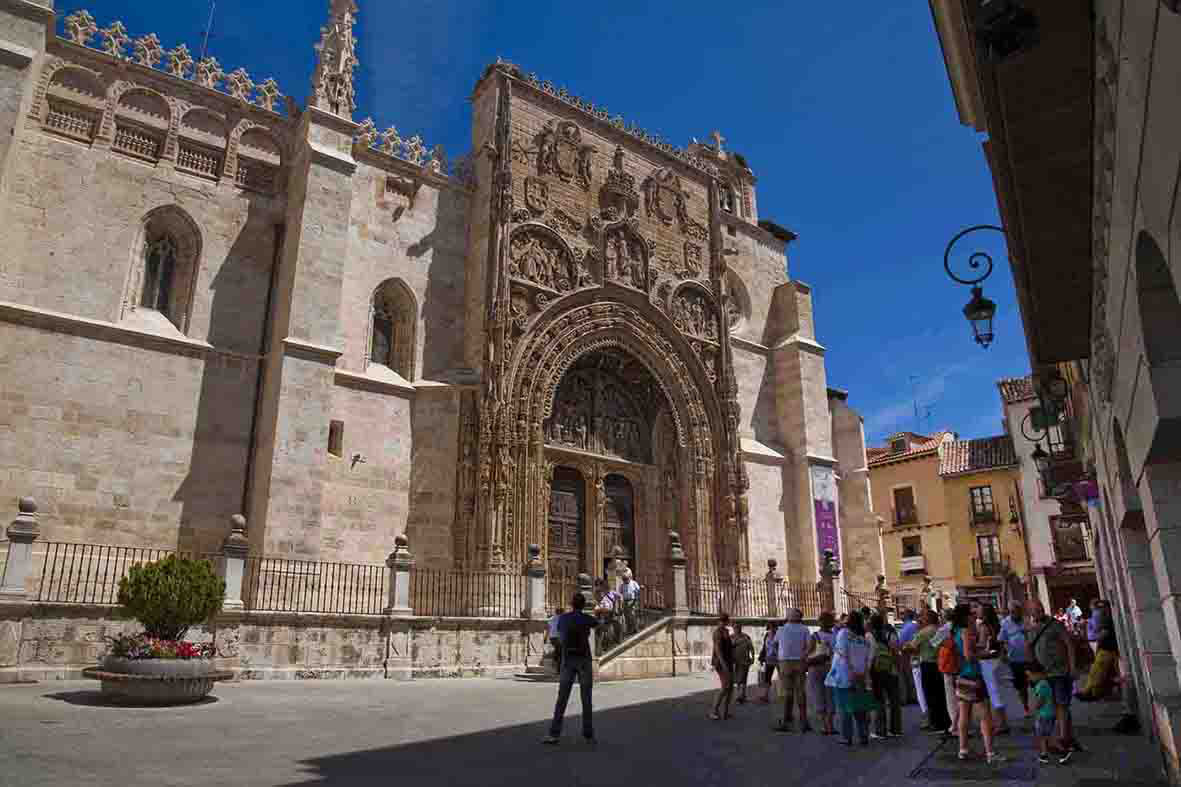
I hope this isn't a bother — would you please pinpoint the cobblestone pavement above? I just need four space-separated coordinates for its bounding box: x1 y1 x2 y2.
0 674 1164 787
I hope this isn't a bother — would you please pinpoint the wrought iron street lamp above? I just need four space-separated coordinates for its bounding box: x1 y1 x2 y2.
944 225 1006 348
1031 442 1052 486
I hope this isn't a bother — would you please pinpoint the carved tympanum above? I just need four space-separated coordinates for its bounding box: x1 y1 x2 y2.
546 358 652 464
671 288 718 342
509 226 592 294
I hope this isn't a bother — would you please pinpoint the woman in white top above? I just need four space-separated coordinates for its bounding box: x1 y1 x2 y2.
825 610 874 745
807 611 837 734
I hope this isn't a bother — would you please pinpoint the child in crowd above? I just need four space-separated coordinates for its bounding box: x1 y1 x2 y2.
1029 662 1065 765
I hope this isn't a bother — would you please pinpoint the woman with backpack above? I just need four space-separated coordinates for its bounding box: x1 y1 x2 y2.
948 603 1005 764
908 609 951 735
807 612 837 734
868 612 903 738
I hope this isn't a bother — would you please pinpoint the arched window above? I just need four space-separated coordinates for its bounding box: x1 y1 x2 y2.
1135 230 1181 365
126 206 201 333
368 279 415 379
141 235 178 313
720 182 736 214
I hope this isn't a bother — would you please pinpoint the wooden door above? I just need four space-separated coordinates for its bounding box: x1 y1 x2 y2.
548 467 584 581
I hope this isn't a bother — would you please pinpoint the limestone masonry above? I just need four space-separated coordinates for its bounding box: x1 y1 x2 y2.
0 1 879 594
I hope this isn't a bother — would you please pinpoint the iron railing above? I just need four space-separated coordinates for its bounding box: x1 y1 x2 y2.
687 575 828 619
546 566 581 614
243 556 388 615
972 554 1011 578
36 542 188 604
410 568 526 618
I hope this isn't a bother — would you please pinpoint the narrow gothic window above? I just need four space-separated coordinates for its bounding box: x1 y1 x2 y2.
368 280 415 379
328 420 344 458
142 235 178 315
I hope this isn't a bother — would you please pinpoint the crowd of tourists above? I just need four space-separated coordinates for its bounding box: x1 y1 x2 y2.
702 597 1125 766
542 585 1126 760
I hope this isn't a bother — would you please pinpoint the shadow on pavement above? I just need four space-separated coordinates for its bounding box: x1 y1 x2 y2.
43 689 220 708
276 689 952 787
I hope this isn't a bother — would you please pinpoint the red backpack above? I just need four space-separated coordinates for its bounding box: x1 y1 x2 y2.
937 632 961 675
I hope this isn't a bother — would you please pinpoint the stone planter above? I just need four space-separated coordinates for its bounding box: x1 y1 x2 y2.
82 657 233 705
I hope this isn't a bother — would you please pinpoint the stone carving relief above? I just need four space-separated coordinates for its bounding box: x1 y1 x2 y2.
546 368 651 464
643 168 689 228
671 288 718 343
524 176 549 215
681 242 703 279
600 145 640 218
508 226 592 294
603 224 649 291
545 207 584 236
538 119 593 190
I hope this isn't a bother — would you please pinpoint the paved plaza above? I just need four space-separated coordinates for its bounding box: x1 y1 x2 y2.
0 674 1162 787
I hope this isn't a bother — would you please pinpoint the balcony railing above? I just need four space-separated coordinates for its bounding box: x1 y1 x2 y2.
900 554 926 573
972 554 1011 578
971 507 997 525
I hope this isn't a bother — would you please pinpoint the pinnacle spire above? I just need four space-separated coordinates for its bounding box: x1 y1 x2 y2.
311 0 359 119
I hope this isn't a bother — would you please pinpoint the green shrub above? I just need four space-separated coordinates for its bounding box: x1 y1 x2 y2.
117 555 225 641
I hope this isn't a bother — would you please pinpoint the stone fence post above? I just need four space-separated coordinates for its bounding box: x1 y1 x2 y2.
817 549 840 613
665 531 689 617
525 544 546 620
220 514 249 611
385 534 415 617
765 559 783 620
1 498 39 600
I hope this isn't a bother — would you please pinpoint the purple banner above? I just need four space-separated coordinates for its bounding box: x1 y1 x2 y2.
811 466 840 563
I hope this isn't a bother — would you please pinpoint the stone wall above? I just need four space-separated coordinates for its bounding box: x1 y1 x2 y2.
0 601 549 682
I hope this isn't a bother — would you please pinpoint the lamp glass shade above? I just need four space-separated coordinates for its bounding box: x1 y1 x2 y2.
963 287 996 347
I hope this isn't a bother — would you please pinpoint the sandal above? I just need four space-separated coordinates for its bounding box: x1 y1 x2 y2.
958 750 972 761
708 713 721 721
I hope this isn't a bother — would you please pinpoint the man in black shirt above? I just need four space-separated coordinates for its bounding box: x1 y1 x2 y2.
543 592 600 744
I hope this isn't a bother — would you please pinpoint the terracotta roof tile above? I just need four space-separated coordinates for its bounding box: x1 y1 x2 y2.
938 436 1018 476
998 376 1036 404
868 430 955 467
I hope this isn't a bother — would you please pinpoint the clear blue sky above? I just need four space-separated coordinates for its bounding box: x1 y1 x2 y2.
62 0 1031 445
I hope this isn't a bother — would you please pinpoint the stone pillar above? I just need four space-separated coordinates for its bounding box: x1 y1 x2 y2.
665 531 689 617
817 548 840 613
765 559 783 620
219 515 249 611
1 498 38 599
875 573 889 615
385 535 415 617
525 543 546 620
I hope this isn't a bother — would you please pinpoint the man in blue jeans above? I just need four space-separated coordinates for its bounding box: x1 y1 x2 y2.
543 592 600 745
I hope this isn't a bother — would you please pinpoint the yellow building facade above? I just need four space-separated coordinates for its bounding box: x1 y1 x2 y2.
870 432 1031 610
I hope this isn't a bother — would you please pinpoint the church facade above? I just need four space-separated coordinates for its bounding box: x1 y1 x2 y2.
0 1 879 595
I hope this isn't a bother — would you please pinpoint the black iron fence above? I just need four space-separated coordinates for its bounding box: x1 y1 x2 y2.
687 575 829 619
243 556 388 615
410 567 526 618
36 542 189 605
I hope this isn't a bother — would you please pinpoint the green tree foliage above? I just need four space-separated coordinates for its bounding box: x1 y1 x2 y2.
117 555 225 640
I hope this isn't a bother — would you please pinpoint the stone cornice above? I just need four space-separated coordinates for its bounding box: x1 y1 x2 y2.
352 143 473 195
0 300 262 362
730 335 770 355
806 453 839 467
0 0 53 22
478 62 721 182
0 37 35 67
307 105 359 136
281 336 343 362
770 333 827 356
334 369 416 398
